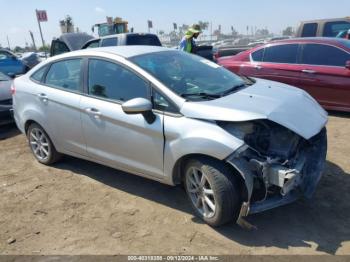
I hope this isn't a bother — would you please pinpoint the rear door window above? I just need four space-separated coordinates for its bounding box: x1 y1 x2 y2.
263 44 299 64
323 21 350 37
101 37 118 47
45 59 82 91
301 23 318 37
301 44 350 67
126 35 162 46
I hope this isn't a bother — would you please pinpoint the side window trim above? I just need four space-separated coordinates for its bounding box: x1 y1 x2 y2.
42 58 84 93
85 57 152 104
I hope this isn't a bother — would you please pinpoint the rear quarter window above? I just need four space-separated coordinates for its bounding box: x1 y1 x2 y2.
101 37 118 47
301 23 318 37
251 48 264 62
31 65 48 82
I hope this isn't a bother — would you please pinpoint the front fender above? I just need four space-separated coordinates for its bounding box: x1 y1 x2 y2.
163 116 244 184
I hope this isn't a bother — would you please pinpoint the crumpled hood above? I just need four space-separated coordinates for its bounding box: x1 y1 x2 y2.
180 78 328 140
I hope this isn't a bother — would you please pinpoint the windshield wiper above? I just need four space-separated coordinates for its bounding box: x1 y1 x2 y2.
219 83 246 97
180 92 222 99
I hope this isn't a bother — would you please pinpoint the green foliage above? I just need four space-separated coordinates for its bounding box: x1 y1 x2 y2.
283 26 294 36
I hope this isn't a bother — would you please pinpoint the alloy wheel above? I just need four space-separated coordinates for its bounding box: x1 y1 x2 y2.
29 128 51 161
186 167 216 218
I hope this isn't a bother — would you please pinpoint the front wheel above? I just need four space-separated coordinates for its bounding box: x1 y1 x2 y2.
184 157 241 227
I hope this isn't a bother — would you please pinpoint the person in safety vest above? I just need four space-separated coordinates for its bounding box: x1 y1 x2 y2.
179 24 202 53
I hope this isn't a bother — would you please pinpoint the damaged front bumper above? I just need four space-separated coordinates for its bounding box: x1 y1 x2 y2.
226 128 327 225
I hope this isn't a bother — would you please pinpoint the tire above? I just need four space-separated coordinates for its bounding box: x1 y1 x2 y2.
27 123 62 165
184 157 241 227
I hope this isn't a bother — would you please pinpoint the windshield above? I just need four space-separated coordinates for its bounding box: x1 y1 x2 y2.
130 51 245 100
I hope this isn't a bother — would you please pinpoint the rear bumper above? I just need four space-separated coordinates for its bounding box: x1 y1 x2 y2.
227 128 327 221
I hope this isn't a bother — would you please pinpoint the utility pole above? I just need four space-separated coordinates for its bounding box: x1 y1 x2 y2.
210 22 212 41
29 31 37 51
6 35 11 50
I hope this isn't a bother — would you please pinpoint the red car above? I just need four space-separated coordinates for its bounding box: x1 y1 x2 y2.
218 38 350 112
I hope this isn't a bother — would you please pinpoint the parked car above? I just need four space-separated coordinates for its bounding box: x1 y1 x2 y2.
218 37 350 112
50 32 95 57
83 33 215 61
296 17 350 38
0 72 13 125
21 52 42 69
13 46 327 227
81 33 162 49
0 49 28 76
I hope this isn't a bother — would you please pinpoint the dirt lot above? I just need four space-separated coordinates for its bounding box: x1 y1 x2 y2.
0 113 349 255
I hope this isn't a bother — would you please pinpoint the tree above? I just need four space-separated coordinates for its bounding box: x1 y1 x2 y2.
282 26 294 36
197 21 209 31
38 45 50 52
256 28 270 36
158 30 165 36
179 24 189 34
14 46 24 53
231 27 239 38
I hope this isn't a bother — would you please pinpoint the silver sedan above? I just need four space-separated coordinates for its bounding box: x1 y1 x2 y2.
13 46 327 227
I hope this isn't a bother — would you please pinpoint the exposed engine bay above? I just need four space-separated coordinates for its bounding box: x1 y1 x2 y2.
219 120 327 213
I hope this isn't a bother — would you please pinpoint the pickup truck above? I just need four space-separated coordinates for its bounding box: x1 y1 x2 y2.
81 33 162 48
295 17 350 38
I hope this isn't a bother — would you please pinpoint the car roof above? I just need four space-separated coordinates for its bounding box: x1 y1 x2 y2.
53 45 170 59
100 33 157 40
270 37 349 45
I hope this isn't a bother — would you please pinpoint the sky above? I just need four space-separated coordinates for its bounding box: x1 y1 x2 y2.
1 0 350 48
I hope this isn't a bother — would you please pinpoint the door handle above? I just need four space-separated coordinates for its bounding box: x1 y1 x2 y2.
85 108 102 118
301 69 316 74
37 93 48 102
254 65 262 70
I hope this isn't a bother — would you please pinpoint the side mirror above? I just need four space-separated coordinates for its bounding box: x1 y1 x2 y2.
346 60 350 70
122 98 156 124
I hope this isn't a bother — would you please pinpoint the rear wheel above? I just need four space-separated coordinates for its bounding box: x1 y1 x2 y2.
184 157 241 227
27 123 62 165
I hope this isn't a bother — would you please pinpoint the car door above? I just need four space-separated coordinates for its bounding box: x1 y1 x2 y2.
80 58 164 178
246 44 303 87
299 43 350 110
40 58 87 155
229 48 265 77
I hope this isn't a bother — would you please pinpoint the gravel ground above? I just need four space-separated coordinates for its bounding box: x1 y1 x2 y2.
0 113 349 255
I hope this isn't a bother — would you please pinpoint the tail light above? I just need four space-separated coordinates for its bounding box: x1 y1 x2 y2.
11 83 15 95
